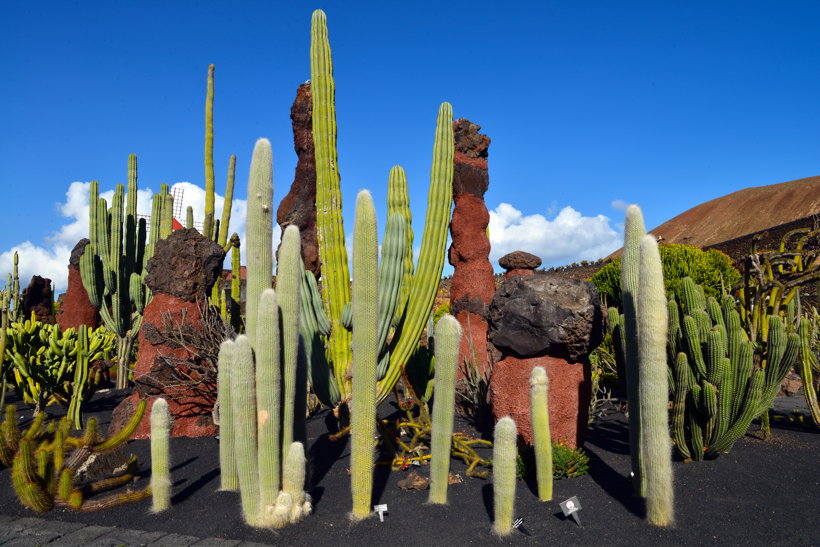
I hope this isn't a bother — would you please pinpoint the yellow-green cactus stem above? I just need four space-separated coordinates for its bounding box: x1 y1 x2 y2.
530 366 553 502
217 340 238 491
245 138 274 343
350 190 378 521
231 335 261 525
492 416 517 536
256 289 282 515
278 225 305 451
150 398 172 513
637 235 673 527
218 155 237 246
203 64 216 239
428 314 462 505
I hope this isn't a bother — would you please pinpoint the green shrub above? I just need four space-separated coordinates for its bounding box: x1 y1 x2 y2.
516 439 590 480
591 244 740 308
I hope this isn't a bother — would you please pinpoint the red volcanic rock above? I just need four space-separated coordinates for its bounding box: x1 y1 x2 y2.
21 275 54 324
144 228 225 302
109 294 217 438
57 239 100 330
277 82 320 278
499 251 542 271
448 119 495 378
490 355 590 447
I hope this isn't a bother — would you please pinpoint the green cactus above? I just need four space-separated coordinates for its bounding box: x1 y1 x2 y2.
217 340 238 491
278 225 305 451
150 398 172 513
428 314 462 505
255 289 282 517
185 206 194 229
529 366 553 502
306 9 454 409
244 138 273 344
797 316 820 426
492 416 517 537
203 64 216 240
620 204 646 496
267 441 312 528
636 235 674 527
229 335 260 525
350 190 379 521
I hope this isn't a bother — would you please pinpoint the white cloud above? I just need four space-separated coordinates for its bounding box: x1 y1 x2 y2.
1 181 250 294
488 203 621 267
610 199 631 212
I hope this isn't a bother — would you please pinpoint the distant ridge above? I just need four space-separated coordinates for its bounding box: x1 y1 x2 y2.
649 176 820 248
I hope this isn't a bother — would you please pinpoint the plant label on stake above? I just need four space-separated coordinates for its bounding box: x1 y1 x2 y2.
560 496 583 526
513 517 531 536
373 504 388 522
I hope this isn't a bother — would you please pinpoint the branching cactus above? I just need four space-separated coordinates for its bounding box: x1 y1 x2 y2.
350 190 379 521
150 398 172 513
637 235 673 527
621 204 646 496
492 416 517 536
305 9 454 410
529 366 553 502
428 314 462 505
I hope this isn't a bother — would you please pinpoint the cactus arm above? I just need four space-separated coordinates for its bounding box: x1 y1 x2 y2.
637 235 673 526
621 204 646 496
350 190 379 521
150 398 172 513
203 64 216 240
428 315 461 505
529 366 553 502
375 212 406 378
218 155 237 246
245 139 274 344
387 166 414 325
492 416 517 536
798 318 820 426
255 289 282 514
311 9 352 400
377 102 454 404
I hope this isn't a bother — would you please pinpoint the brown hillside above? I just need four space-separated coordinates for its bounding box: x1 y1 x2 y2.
649 176 820 248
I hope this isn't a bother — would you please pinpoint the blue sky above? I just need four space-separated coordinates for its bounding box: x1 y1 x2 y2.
2 1 818 291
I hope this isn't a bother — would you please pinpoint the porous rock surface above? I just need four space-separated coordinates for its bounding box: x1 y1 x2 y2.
276 82 320 277
21 275 54 324
144 228 225 302
448 118 495 377
56 239 100 330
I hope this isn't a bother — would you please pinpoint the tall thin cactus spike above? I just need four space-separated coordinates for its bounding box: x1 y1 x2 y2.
530 366 553 502
637 235 674 527
217 155 237 246
185 206 194 229
245 138 274 343
621 204 647 496
492 416 518 537
203 64 216 240
428 315 462 505
387 166 414 325
350 190 378 521
311 9 352 397
217 340 238 491
231 335 261 526
150 398 172 513
278 226 305 450
256 289 282 513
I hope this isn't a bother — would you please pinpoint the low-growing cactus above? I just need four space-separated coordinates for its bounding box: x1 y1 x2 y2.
150 398 172 513
492 416 517 537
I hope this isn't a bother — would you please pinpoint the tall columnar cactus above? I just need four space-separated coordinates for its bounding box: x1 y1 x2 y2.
217 340 237 491
80 156 169 389
306 9 454 409
636 235 673 527
244 139 273 344
150 398 172 513
621 204 646 496
230 335 260 524
203 64 216 240
256 288 282 520
529 366 552 502
798 317 820 426
278 226 305 451
428 314 462 505
350 190 379 521
492 416 518 537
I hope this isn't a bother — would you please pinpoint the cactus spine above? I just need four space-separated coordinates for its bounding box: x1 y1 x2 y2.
428 314 462 505
637 235 673 527
278 226 305 451
529 366 553 502
217 340 238 491
256 288 282 516
621 204 646 496
150 398 171 513
245 138 273 343
350 190 379 520
230 335 260 524
492 416 517 537
307 9 454 408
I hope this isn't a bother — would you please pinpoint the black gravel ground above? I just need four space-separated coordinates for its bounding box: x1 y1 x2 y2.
0 390 817 546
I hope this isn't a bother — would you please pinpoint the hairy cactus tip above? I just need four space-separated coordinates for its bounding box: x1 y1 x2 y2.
150 397 172 513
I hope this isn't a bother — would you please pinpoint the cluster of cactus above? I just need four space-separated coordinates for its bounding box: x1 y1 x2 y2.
668 276 800 459
80 155 172 389
0 400 149 512
3 314 114 426
301 9 454 410
216 139 311 528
